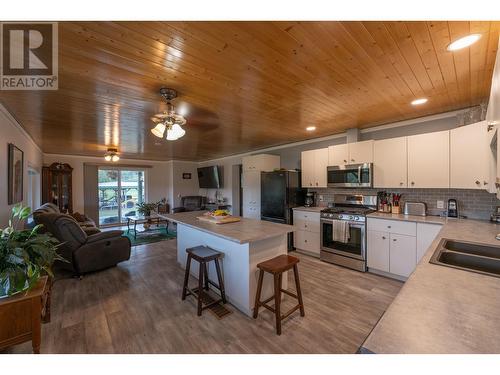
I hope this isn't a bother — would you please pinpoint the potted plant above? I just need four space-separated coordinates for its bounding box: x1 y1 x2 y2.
0 204 63 298
136 202 159 217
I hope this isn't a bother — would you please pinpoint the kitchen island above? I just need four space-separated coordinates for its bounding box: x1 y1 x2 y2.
162 211 295 316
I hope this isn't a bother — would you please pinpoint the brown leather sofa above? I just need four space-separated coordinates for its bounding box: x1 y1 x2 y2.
34 212 131 275
33 203 100 234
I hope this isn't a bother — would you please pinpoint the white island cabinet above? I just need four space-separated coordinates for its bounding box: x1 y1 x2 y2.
164 211 294 317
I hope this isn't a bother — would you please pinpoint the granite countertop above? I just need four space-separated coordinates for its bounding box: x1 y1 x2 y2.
162 211 295 244
367 211 449 225
362 218 500 353
292 206 325 213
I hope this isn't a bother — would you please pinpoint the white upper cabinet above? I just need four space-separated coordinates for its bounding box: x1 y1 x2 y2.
328 144 349 166
314 148 329 187
242 154 280 172
374 136 408 188
328 141 373 166
301 150 315 188
450 121 489 189
407 130 450 188
348 140 374 164
301 148 328 188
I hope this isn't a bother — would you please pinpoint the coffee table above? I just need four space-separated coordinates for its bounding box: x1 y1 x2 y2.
125 215 169 239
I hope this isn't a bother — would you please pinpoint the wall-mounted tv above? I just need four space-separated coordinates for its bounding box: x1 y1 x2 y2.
197 166 223 189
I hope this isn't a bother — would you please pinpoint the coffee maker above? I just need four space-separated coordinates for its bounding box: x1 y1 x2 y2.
447 198 458 218
304 192 317 207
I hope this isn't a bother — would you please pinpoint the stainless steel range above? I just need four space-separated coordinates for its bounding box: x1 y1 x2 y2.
320 194 377 272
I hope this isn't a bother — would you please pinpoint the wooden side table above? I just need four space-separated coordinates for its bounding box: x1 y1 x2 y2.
0 276 51 354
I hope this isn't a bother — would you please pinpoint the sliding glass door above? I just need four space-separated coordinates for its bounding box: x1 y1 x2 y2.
98 169 146 225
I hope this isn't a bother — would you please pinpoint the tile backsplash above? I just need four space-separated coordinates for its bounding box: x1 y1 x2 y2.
309 188 500 220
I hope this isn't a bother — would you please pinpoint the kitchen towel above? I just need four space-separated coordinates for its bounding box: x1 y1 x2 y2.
332 219 350 243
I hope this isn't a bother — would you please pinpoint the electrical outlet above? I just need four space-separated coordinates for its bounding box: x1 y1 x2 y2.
437 200 444 209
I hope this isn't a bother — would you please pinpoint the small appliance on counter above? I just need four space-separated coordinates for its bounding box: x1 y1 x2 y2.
447 199 459 218
304 192 317 207
491 206 500 223
403 201 427 216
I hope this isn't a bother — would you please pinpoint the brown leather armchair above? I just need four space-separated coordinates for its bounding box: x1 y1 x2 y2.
172 196 206 213
34 213 131 275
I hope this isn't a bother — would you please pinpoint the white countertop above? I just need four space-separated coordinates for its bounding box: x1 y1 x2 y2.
162 211 295 244
362 217 500 353
367 211 448 225
292 206 325 213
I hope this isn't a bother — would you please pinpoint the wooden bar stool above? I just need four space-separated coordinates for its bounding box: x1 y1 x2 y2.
182 246 227 316
253 254 305 335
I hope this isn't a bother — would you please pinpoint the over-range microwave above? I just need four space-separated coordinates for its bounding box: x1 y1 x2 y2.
327 163 373 188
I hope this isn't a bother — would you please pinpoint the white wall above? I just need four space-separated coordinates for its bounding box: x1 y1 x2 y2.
43 154 171 214
169 160 200 208
0 104 43 227
198 155 243 206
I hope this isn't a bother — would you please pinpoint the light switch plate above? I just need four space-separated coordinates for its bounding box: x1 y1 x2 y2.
437 200 444 209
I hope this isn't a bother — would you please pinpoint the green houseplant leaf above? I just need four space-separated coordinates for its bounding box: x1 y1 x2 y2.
0 204 64 298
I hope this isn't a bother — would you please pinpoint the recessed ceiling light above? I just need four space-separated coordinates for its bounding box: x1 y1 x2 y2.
411 98 428 106
306 126 316 131
447 34 481 51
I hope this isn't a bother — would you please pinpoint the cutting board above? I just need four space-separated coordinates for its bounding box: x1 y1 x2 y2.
197 215 241 225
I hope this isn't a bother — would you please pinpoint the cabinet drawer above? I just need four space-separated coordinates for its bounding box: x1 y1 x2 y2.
367 218 416 236
293 211 320 233
294 230 320 254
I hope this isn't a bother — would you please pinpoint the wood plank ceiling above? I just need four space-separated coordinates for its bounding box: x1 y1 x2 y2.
1 21 499 161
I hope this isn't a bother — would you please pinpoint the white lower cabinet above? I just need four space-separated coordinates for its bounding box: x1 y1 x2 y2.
367 230 390 272
416 223 442 263
367 218 442 279
389 233 416 278
293 210 321 256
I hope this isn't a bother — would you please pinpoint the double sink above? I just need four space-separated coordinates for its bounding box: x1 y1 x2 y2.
430 238 500 278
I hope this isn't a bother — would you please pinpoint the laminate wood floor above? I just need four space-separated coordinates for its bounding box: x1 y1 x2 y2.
3 239 402 354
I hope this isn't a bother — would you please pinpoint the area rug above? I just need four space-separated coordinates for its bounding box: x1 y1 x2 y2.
123 228 176 246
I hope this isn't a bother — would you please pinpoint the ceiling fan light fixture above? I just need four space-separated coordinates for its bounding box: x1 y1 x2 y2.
447 34 481 51
151 123 166 138
104 148 119 162
151 88 187 142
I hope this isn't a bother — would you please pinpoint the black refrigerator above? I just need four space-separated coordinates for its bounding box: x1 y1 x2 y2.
261 170 305 250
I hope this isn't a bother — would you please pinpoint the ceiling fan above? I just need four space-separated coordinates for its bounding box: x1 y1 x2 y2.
151 88 186 141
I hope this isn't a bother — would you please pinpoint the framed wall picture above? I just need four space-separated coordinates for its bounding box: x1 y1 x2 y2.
8 143 24 205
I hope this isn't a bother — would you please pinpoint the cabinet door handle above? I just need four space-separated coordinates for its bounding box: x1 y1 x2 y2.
316 182 318 186
304 239 308 243
393 239 397 242
387 225 391 228
475 180 481 185
411 181 415 186
304 224 308 228
343 159 347 163
382 236 386 240
400 182 404 186
351 159 355 162
484 181 489 185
